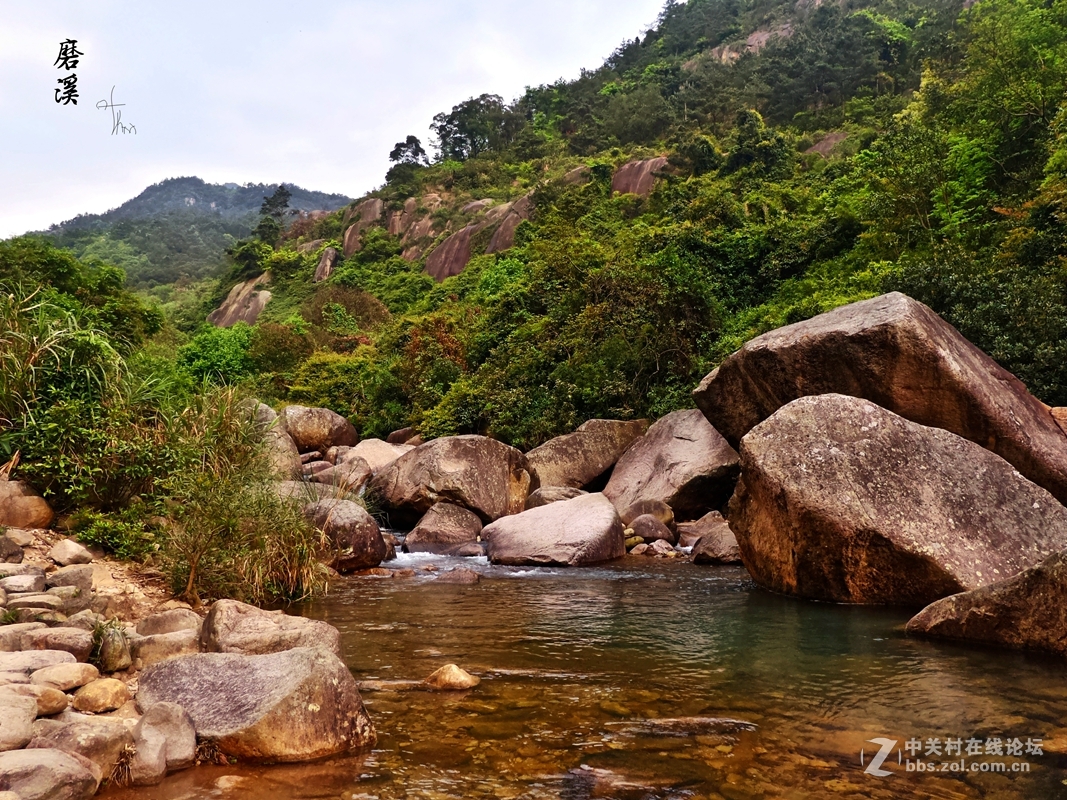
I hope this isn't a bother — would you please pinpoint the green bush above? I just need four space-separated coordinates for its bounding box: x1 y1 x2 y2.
177 323 255 383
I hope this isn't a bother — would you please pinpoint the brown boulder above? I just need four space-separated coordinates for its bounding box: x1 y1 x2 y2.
28 718 132 783
611 157 669 197
341 439 414 473
0 748 99 800
685 512 742 565
403 503 483 555
619 499 676 533
0 482 54 530
310 457 373 493
425 225 478 282
906 551 1067 657
693 292 1067 506
483 493 625 567
206 273 271 327
731 394 1067 605
369 435 535 527
603 410 739 520
526 419 648 490
486 194 534 254
627 514 675 545
524 486 587 510
136 648 376 762
387 427 418 445
312 246 339 283
303 500 387 573
201 599 341 657
280 405 359 453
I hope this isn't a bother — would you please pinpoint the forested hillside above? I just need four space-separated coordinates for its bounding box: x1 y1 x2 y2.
163 0 1066 450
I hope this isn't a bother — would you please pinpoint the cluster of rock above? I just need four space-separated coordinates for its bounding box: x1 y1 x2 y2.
0 572 374 799
684 291 1067 659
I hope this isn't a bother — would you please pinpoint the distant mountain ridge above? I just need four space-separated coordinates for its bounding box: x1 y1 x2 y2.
49 177 351 231
43 177 352 288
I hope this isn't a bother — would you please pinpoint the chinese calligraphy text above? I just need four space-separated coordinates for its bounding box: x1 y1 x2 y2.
54 39 81 105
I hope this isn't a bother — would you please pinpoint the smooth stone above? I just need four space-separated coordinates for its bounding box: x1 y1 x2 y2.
200 599 341 657
72 679 130 713
20 629 93 662
130 629 200 668
135 609 202 637
0 650 76 675
0 693 37 751
0 564 45 579
27 718 133 785
424 664 480 690
7 594 64 612
48 540 93 567
0 574 45 594
30 663 98 691
0 683 69 716
4 529 36 547
45 566 94 596
130 702 196 785
0 622 46 651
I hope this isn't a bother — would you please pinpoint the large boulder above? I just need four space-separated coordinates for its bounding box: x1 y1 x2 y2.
526 420 648 490
693 292 1067 506
201 599 341 657
731 394 1067 605
403 503 483 555
27 718 132 784
0 748 99 800
0 693 36 751
313 246 339 283
136 648 376 762
425 225 477 282
685 513 743 565
303 499 387 572
603 410 739 520
0 482 54 529
310 458 373 494
280 405 359 453
483 493 625 567
906 551 1067 657
341 439 415 473
369 435 535 527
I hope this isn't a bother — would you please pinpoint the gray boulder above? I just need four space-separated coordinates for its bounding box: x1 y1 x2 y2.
48 540 93 567
685 512 742 565
730 394 1067 604
0 748 99 800
603 409 739 520
136 647 376 762
27 718 132 784
310 457 373 493
525 419 648 490
130 702 196 785
483 493 625 567
0 693 37 751
201 599 342 657
403 503 483 555
0 650 76 675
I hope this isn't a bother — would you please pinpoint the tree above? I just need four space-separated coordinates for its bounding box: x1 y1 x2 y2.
389 135 428 165
260 184 291 221
430 94 523 161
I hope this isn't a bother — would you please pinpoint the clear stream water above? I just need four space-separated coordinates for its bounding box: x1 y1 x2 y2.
102 554 1067 800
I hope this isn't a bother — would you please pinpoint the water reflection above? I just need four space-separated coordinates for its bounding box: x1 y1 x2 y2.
102 556 1067 800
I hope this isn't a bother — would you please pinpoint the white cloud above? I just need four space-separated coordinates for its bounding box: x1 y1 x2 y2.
0 0 664 237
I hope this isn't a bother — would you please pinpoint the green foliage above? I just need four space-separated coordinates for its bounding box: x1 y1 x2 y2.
177 324 255 384
75 508 157 560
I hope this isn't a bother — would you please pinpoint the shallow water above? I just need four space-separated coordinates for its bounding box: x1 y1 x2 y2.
104 554 1067 800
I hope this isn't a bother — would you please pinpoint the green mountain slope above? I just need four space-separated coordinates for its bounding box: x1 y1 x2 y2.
44 177 351 288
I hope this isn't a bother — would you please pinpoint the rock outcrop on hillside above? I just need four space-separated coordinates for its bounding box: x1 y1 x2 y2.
425 225 477 282
313 247 338 283
342 198 385 256
612 157 669 197
693 292 1067 506
730 394 1067 605
206 273 271 327
603 410 739 521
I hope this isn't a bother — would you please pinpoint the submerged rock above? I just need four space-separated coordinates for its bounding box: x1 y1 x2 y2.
907 551 1067 657
731 394 1067 605
424 664 480 690
136 647 376 762
693 292 1067 506
483 492 625 567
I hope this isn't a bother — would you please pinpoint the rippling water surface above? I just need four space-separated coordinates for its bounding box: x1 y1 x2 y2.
103 554 1067 800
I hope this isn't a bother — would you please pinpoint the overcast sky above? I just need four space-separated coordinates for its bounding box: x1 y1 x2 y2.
0 0 665 238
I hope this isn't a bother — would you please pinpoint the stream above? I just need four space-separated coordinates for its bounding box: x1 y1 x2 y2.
102 554 1067 799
